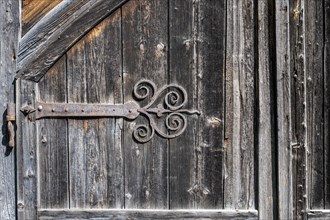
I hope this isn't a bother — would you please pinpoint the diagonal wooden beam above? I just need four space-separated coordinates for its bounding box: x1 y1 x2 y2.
17 0 129 82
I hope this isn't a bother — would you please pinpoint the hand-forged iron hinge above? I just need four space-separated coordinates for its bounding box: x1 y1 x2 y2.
6 103 16 148
20 80 200 143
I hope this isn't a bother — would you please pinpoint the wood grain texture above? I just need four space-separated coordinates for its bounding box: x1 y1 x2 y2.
307 210 330 220
22 0 62 35
37 209 258 220
225 0 256 210
67 11 124 208
16 79 38 220
196 0 226 209
168 0 197 209
275 0 293 219
325 0 330 210
122 0 169 209
305 0 324 210
257 0 276 219
223 0 233 209
0 0 19 219
17 0 129 81
36 56 68 208
289 0 307 219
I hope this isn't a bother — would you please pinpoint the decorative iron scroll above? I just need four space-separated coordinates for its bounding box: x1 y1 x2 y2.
132 80 200 143
27 80 200 143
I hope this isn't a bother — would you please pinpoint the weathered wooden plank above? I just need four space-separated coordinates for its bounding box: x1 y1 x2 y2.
288 0 307 219
257 0 276 219
325 0 330 209
16 79 38 219
67 11 123 208
17 0 129 81
227 0 256 210
36 56 68 208
38 209 258 220
275 0 293 219
307 210 330 220
224 0 234 209
168 0 197 209
304 0 324 210
0 0 19 219
22 0 62 35
196 0 226 209
122 0 169 209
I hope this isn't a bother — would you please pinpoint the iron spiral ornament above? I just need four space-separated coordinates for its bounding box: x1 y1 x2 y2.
132 79 200 143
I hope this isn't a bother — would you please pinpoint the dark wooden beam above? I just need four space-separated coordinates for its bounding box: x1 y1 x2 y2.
38 209 258 220
17 0 129 82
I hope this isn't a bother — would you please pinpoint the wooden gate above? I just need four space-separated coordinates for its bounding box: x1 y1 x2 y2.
14 0 271 219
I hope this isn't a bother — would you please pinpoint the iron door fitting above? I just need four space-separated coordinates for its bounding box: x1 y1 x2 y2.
20 80 200 143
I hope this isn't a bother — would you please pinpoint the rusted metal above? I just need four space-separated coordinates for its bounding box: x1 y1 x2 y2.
35 101 140 120
131 80 200 143
6 103 16 148
28 80 200 143
20 105 36 115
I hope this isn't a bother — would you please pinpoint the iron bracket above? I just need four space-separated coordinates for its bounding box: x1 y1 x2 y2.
21 80 200 143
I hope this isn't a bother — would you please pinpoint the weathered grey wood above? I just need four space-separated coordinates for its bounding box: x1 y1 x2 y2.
275 0 293 219
224 0 234 209
257 0 276 219
196 0 225 209
16 79 38 219
325 0 330 209
122 0 168 209
17 0 129 81
67 11 124 208
168 0 197 209
38 209 258 220
36 56 68 208
225 0 256 210
288 0 307 219
304 0 324 210
0 0 19 219
307 210 330 220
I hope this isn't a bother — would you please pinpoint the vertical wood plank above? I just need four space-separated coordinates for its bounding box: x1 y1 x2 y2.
16 79 38 220
122 0 168 209
257 0 276 219
36 56 68 208
289 0 307 219
168 0 197 209
325 0 330 209
196 0 226 209
67 11 123 208
168 0 227 210
224 0 235 209
226 0 256 210
275 0 293 219
305 0 324 210
0 0 19 219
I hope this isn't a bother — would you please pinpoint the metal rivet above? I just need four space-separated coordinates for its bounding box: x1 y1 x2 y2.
38 105 43 111
81 109 84 112
129 109 132 113
113 109 115 112
64 108 68 112
51 108 55 112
